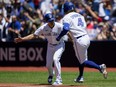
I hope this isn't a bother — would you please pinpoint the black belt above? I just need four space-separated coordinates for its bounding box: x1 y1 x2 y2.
49 43 60 46
50 44 57 46
76 35 86 39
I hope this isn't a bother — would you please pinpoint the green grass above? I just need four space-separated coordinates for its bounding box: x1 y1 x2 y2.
0 71 116 87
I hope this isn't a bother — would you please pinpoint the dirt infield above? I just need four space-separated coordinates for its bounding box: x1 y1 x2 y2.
0 67 115 87
0 83 87 87
0 67 116 72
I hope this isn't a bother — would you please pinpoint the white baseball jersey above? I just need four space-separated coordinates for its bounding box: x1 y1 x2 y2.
62 12 88 38
34 22 64 44
62 12 90 64
34 22 65 80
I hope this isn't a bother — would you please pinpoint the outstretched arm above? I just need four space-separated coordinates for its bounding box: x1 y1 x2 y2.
56 23 70 41
81 1 102 22
83 4 100 20
14 34 37 43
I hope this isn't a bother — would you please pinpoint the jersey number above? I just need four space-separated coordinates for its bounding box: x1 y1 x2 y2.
78 18 84 27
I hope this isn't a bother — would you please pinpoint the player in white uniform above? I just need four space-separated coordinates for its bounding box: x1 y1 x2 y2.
56 1 108 83
15 13 65 85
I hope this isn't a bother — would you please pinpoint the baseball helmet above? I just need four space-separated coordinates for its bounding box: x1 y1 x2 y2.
63 1 75 13
44 13 55 22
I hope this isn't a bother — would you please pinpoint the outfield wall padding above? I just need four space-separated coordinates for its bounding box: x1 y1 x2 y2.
0 41 116 67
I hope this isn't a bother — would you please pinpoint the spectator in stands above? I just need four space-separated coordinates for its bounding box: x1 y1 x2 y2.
82 3 103 22
7 15 21 42
0 0 115 42
12 0 22 16
110 1 116 26
0 1 7 17
40 0 53 15
92 0 101 12
111 0 116 10
104 0 112 17
26 0 35 9
55 0 64 16
23 11 41 34
20 20 29 37
96 23 111 40
0 13 6 42
76 2 86 16
110 23 116 40
33 0 42 9
98 1 106 18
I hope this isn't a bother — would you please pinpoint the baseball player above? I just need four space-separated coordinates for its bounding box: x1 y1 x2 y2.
15 13 65 85
56 1 108 83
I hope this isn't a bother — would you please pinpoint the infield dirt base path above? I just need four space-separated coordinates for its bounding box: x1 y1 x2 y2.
0 67 115 87
0 83 87 87
0 67 116 72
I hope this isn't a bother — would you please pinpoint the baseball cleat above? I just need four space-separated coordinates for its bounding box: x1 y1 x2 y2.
48 76 53 84
52 80 63 85
74 76 84 83
100 64 108 79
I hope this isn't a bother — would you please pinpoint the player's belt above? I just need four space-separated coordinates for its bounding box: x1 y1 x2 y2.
49 43 60 46
50 44 57 46
76 34 86 39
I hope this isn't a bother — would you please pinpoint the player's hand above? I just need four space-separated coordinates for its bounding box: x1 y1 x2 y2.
14 37 23 43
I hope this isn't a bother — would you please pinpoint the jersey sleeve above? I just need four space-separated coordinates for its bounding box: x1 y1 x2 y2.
62 17 71 26
56 19 70 41
34 26 43 36
57 23 64 31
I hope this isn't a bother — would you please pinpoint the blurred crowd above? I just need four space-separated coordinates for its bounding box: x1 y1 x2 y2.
0 0 116 42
